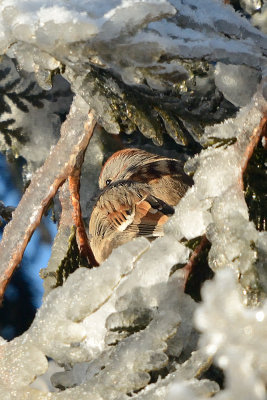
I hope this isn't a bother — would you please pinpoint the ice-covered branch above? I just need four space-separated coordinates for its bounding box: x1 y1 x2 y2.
68 166 98 267
195 269 267 400
0 97 96 302
0 1 266 399
167 76 267 302
1 1 266 144
1 78 266 397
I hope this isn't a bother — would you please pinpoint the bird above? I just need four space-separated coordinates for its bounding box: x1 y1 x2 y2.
89 148 193 263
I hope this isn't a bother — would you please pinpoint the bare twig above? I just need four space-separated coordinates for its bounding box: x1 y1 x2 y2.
182 84 267 290
182 235 210 287
68 170 99 267
240 116 267 179
0 98 96 303
68 118 99 266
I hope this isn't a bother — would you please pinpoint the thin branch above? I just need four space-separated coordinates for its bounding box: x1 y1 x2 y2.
182 235 210 287
68 116 99 266
68 170 99 267
240 116 267 178
0 97 96 303
182 84 267 290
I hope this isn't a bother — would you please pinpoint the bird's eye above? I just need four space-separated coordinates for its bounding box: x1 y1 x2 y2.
106 179 112 186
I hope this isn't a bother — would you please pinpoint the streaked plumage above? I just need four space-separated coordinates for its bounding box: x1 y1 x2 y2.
89 148 192 263
99 148 193 206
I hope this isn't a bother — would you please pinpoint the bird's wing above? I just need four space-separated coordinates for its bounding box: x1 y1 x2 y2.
124 158 193 187
89 181 174 240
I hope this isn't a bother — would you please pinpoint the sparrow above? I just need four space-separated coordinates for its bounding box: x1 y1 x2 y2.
89 148 193 263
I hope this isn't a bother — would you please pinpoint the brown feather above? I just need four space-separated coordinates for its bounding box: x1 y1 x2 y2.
90 148 192 263
98 148 193 205
89 181 174 263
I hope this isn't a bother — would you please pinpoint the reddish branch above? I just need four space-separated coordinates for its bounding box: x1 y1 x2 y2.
240 116 267 178
182 235 209 286
0 102 96 303
182 92 267 289
68 172 99 267
67 118 98 266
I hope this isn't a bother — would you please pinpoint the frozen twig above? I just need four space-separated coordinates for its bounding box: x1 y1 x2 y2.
182 80 267 290
40 180 78 296
182 235 210 288
68 116 99 267
240 115 267 179
68 169 99 267
0 97 96 303
239 77 267 181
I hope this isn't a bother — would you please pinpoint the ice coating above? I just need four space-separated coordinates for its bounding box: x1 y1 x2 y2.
0 95 95 300
195 269 267 400
1 86 266 395
1 0 266 146
0 234 197 398
1 0 266 71
79 125 104 220
0 56 72 170
0 88 266 399
214 63 260 107
81 236 190 358
0 1 267 399
166 81 267 303
30 238 151 363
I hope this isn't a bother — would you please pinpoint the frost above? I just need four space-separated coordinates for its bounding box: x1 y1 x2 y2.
0 235 202 399
195 269 267 400
0 95 95 299
1 79 267 394
0 0 266 143
167 82 267 305
1 0 266 71
80 125 104 220
214 63 260 107
0 55 73 178
0 1 267 399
